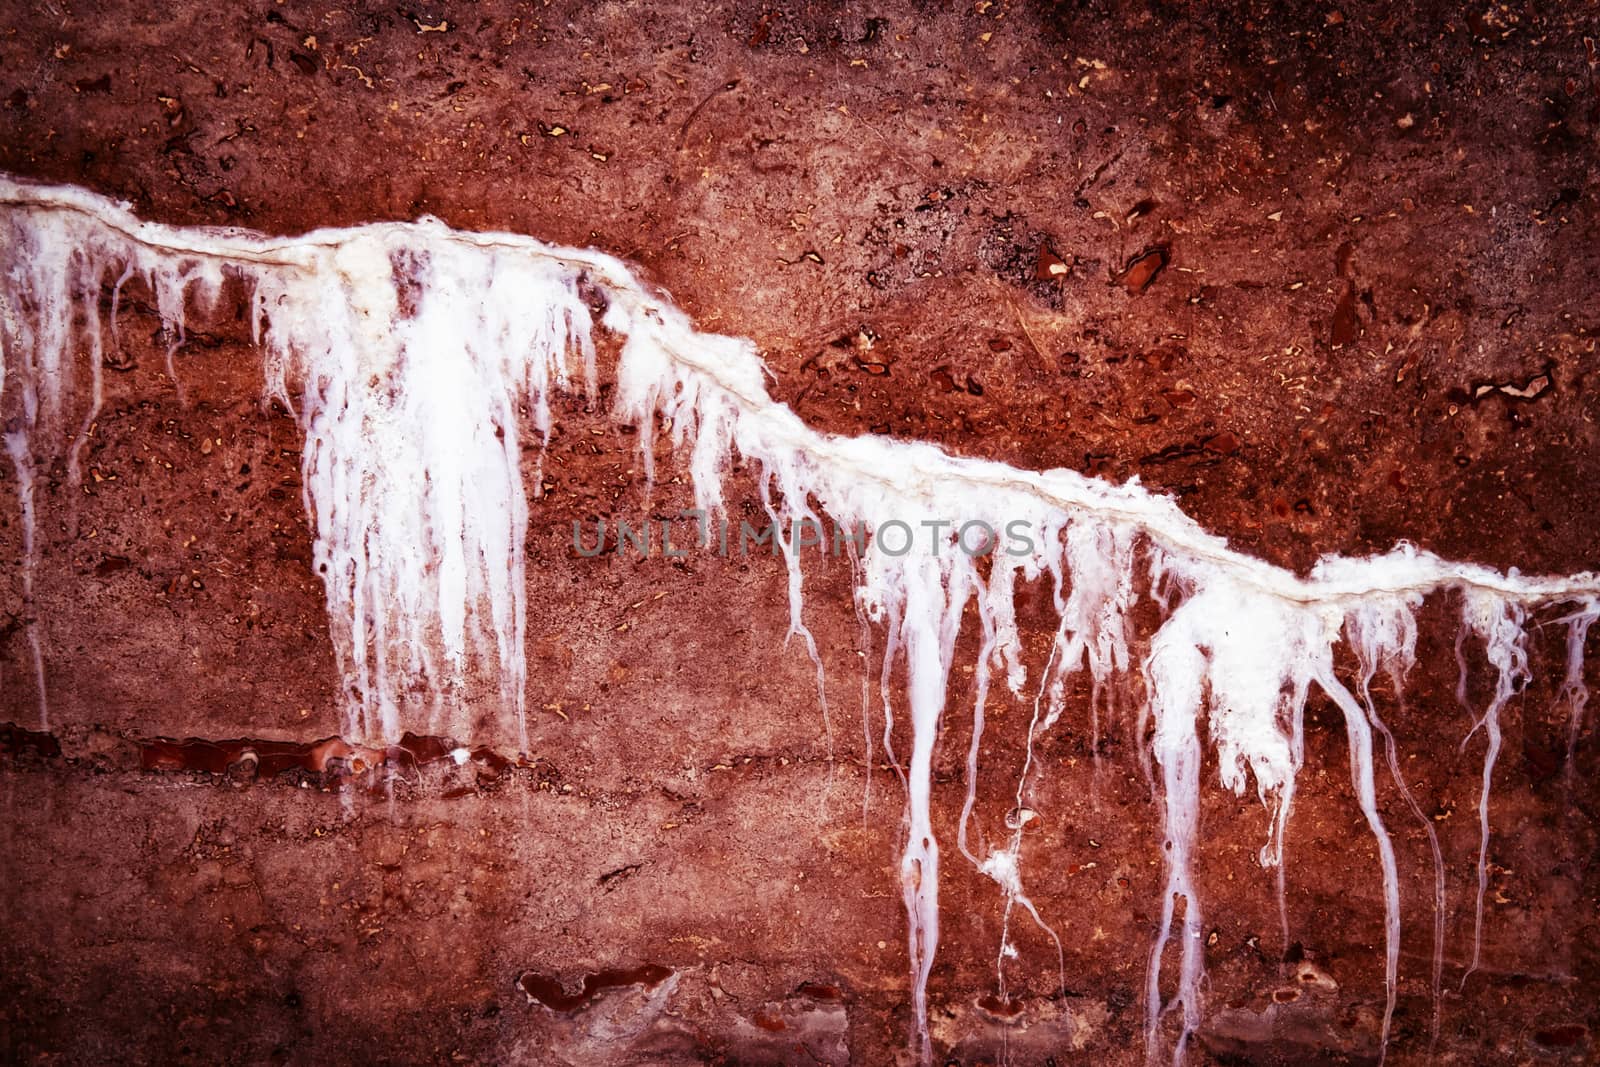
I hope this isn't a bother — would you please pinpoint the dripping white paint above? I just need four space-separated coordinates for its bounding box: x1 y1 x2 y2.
2 174 1597 1065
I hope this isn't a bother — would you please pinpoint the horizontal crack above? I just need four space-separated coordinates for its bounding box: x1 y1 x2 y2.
1 720 534 791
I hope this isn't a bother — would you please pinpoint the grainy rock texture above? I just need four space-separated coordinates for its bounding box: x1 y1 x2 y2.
1 1 1598 1064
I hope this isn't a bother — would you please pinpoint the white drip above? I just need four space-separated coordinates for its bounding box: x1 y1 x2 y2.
1144 566 1320 1061
1456 588 1531 988
1559 599 1598 775
257 232 595 746
3 429 46 729
1341 581 1446 1047
3 174 1599 1064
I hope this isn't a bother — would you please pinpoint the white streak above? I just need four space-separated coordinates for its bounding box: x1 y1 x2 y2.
1340 580 1445 1048
1142 567 1327 1060
1558 598 1597 774
1456 589 1530 987
1315 669 1402 1061
4 429 46 728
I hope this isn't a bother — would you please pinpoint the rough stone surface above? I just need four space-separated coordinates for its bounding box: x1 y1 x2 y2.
1 2 1598 1064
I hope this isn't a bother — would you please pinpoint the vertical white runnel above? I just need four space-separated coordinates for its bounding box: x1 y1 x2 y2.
1340 581 1446 1046
4 429 47 728
1456 589 1530 986
1143 601 1207 1066
1559 599 1598 775
1142 566 1327 1062
976 516 1133 1002
898 552 964 1061
1314 669 1402 1060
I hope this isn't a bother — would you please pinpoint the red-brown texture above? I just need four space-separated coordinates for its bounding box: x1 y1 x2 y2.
1 1 1598 1064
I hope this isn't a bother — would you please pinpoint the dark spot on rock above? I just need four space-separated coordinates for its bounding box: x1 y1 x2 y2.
1331 286 1361 346
796 981 843 1001
597 862 642 886
1524 737 1564 782
1534 1024 1587 1048
517 965 673 1012
747 11 778 48
0 723 61 760
1115 246 1168 293
977 993 1025 1019
1335 240 1355 278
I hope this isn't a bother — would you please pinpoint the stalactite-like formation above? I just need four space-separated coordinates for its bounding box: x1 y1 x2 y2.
257 233 596 746
2 174 1597 1064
